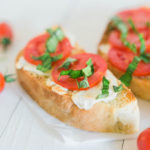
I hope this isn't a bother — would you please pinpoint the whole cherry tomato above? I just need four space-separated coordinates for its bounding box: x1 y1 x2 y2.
0 73 16 93
137 128 150 150
0 22 13 47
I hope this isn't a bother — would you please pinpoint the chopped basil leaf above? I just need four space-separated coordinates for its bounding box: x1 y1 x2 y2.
46 28 54 35
52 54 63 62
120 56 141 86
55 28 65 41
59 58 94 89
36 64 51 72
113 84 123 92
128 18 150 63
78 76 90 88
32 53 62 72
59 70 83 79
96 77 110 99
140 53 150 63
46 35 58 53
1 37 11 47
146 21 150 28
59 57 77 69
46 27 65 53
84 58 94 76
128 18 138 34
112 16 128 39
4 74 16 83
123 41 136 53
111 16 136 53
138 33 146 55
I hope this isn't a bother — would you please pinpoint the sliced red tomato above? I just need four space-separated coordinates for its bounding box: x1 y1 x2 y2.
118 7 150 30
0 73 5 93
109 30 150 51
108 47 150 76
0 22 13 46
52 53 107 90
137 128 150 150
24 33 72 65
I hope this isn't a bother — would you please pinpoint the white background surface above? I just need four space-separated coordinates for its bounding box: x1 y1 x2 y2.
0 0 150 149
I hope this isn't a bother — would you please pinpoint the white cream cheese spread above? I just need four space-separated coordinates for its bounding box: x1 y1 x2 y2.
72 70 118 110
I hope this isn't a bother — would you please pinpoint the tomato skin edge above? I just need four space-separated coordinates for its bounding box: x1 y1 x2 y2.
0 73 5 93
137 128 150 150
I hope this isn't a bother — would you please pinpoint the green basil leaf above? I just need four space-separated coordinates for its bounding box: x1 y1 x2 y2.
46 27 65 53
138 33 146 55
52 54 63 62
82 65 93 77
113 84 123 92
120 56 141 86
46 35 58 53
69 70 83 79
59 70 83 79
4 74 16 83
140 53 150 63
96 93 109 99
128 18 146 55
82 58 94 77
86 58 92 66
1 37 11 47
112 16 128 35
55 28 65 41
78 76 89 88
59 57 76 69
96 77 110 99
112 16 137 53
59 70 71 76
146 21 150 28
33 53 62 72
123 40 137 53
36 64 51 72
128 18 138 34
46 28 54 35
32 52 50 61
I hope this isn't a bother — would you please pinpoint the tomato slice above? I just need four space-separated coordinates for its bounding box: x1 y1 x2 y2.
0 22 13 45
52 53 107 91
24 33 72 65
109 30 150 51
0 73 5 93
108 47 150 76
118 7 150 30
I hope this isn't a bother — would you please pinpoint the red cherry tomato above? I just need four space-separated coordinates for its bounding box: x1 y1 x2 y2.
137 128 150 150
108 47 150 76
0 73 5 93
24 33 72 65
52 53 107 90
0 22 13 47
117 7 150 30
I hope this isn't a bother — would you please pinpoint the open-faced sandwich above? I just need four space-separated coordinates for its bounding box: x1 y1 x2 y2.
98 7 150 100
16 27 139 134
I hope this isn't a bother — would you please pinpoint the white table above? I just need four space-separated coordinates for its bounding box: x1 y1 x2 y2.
0 0 149 149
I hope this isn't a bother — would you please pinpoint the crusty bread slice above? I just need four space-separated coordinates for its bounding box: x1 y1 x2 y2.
98 22 150 101
16 44 139 134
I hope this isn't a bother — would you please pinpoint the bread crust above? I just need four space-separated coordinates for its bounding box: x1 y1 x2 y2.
16 48 139 134
98 21 150 100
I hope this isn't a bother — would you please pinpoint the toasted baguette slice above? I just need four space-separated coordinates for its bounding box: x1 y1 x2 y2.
16 43 139 134
98 22 150 101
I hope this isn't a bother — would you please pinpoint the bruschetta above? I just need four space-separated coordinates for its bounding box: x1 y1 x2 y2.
16 27 139 134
